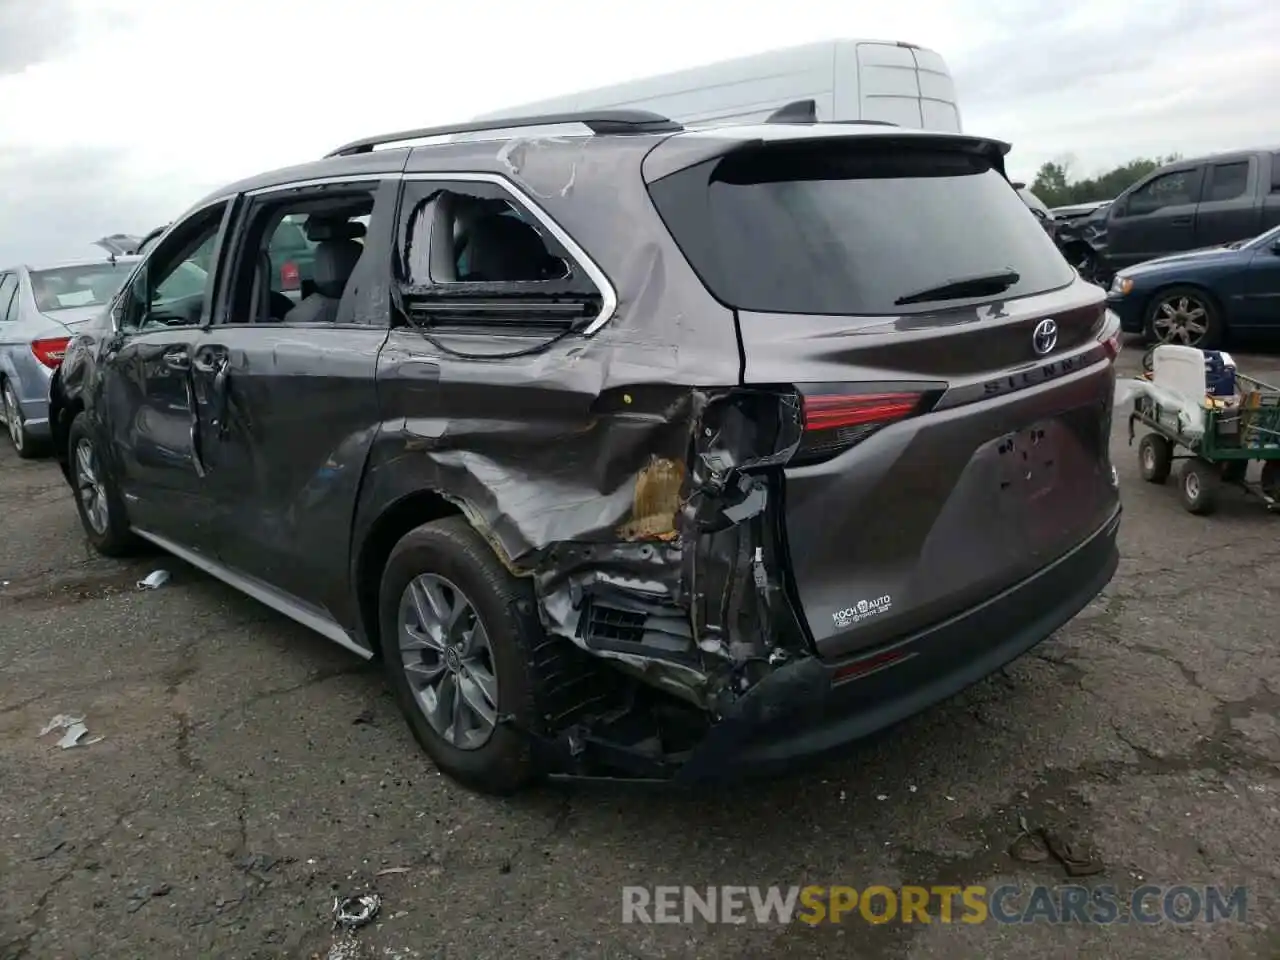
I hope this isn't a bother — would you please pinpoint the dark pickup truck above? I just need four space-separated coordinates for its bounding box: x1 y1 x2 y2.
1062 147 1280 284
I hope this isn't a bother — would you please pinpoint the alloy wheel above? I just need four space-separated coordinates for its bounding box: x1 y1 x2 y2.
74 438 109 534
3 384 23 452
1152 295 1209 346
397 573 499 751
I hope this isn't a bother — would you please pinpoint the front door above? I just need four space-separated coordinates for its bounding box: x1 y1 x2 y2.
1237 235 1280 329
1106 165 1204 269
101 201 233 551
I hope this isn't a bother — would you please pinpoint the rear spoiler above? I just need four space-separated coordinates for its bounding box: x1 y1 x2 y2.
642 123 1011 183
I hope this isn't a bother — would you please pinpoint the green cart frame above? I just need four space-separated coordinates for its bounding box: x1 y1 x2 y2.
1127 370 1280 515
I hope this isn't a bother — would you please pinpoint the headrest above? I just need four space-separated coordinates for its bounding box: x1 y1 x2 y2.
304 218 367 242
312 239 364 297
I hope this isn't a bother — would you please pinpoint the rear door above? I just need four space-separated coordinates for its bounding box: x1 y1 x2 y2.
1106 164 1204 267
1193 156 1260 248
647 135 1120 660
190 176 394 619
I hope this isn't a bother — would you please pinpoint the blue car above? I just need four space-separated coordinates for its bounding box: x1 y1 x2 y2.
1106 223 1280 349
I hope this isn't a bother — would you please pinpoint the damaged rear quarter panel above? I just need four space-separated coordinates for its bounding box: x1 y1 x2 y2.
353 135 810 701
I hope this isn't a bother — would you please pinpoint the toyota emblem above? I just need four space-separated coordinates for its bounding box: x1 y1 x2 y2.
1032 318 1058 356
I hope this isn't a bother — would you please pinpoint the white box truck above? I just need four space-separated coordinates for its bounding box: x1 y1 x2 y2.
473 39 963 133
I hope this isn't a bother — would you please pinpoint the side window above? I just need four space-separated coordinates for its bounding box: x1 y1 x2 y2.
120 202 228 332
1124 168 1203 217
222 182 376 325
0 273 17 323
1204 161 1249 203
396 178 603 329
1270 152 1280 193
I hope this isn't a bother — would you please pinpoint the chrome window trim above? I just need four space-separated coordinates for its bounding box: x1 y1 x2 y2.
245 173 388 197
402 171 618 337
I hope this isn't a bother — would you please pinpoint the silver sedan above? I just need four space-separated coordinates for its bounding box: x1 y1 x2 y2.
0 256 137 458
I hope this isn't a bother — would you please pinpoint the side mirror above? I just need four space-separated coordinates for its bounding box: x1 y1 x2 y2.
1270 237 1280 254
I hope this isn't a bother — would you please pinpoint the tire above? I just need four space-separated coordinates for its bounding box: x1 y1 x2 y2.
1144 286 1223 349
1138 433 1173 484
1178 459 1219 515
2 378 44 459
66 412 138 556
377 516 565 794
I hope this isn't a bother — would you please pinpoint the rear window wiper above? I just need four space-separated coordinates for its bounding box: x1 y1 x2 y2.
893 269 1021 306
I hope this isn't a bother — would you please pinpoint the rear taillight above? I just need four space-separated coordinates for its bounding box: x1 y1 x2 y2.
1100 309 1122 360
31 337 71 369
792 390 927 466
280 261 300 290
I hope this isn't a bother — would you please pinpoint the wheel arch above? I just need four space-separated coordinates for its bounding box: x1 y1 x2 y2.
352 489 469 657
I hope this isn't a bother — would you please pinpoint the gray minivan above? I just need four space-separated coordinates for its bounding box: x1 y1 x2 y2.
49 106 1122 793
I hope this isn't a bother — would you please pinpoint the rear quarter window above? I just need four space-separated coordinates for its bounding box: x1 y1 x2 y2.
648 140 1075 316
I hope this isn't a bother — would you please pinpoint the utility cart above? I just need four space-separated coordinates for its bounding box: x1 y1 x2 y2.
1128 351 1280 515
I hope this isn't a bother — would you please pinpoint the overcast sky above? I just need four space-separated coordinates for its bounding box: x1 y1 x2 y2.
2 0 1277 266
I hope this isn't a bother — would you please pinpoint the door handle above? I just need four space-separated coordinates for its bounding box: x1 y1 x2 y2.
1170 216 1193 226
201 354 231 437
163 347 190 371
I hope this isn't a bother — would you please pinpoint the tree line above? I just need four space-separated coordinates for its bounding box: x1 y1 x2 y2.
1030 155 1181 208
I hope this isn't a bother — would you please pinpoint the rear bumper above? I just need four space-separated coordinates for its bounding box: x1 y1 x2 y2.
674 504 1121 783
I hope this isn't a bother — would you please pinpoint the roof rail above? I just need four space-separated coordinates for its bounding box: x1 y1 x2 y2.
324 110 683 158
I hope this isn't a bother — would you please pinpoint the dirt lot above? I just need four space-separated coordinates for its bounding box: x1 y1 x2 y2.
3 345 1280 960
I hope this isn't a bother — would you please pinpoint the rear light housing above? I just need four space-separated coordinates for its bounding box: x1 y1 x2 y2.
31 337 71 369
1100 308 1122 360
790 389 933 466
280 261 300 290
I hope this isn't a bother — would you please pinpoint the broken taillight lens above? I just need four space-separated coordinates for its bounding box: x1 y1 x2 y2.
791 390 927 466
1100 309 1122 361
280 261 300 290
31 337 71 369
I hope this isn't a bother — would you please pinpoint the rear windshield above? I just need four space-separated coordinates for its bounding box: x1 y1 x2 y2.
648 141 1075 316
30 263 133 312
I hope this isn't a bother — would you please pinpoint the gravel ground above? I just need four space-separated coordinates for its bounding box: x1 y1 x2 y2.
2 343 1279 959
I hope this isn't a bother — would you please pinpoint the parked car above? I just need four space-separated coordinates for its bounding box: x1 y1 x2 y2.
1106 222 1280 348
49 107 1122 794
0 256 138 457
1076 149 1280 284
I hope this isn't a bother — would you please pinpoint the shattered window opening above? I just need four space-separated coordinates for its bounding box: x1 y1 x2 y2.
396 181 603 328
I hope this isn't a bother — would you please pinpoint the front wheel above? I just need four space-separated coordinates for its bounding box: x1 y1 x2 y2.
67 413 137 555
1144 286 1223 349
1178 459 1219 515
377 516 561 795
